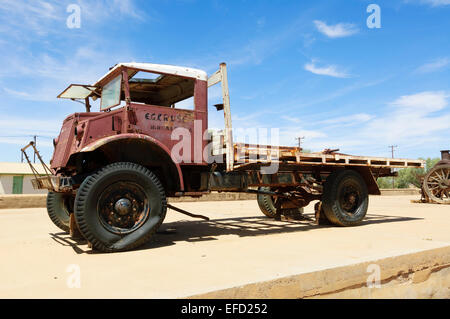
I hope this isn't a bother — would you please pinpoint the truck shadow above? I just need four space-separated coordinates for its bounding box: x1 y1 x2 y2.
49 213 422 254
146 213 422 249
49 232 88 254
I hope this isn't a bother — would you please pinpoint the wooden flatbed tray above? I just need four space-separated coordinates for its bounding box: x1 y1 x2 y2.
232 143 424 170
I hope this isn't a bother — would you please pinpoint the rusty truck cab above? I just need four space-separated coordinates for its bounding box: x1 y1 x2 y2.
52 63 211 195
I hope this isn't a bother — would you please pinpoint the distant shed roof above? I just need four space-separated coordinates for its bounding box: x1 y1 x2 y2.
0 162 49 175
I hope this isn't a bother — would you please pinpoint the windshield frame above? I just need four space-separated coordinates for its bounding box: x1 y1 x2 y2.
100 74 123 111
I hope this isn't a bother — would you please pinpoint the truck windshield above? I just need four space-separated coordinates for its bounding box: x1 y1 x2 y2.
101 74 122 110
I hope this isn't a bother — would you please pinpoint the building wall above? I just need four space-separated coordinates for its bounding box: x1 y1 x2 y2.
0 175 47 194
0 175 13 195
23 176 47 194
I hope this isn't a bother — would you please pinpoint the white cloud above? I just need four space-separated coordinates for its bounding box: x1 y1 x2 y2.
0 0 144 103
280 116 302 124
319 113 374 125
0 0 63 38
389 91 448 112
0 43 136 102
0 116 60 135
0 115 60 149
360 91 450 151
421 0 450 6
0 137 53 148
415 58 450 73
209 90 449 157
0 0 146 40
304 61 350 78
271 91 450 156
79 0 147 22
404 0 450 6
313 20 359 38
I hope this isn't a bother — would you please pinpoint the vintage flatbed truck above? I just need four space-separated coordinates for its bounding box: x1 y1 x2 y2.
22 62 424 252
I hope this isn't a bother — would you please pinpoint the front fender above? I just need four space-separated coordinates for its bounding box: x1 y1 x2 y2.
80 133 184 191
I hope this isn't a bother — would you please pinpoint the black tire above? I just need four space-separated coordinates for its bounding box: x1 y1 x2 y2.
257 187 304 218
47 192 72 232
74 162 167 252
322 170 369 226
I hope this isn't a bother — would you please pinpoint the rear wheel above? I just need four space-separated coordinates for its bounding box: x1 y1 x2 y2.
322 170 368 226
74 162 167 252
47 192 73 232
257 187 304 218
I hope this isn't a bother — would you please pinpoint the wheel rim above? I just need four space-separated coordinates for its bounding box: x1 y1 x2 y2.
424 165 450 204
338 182 361 215
97 181 150 235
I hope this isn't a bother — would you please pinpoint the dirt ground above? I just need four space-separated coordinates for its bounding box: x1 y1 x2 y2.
0 195 449 298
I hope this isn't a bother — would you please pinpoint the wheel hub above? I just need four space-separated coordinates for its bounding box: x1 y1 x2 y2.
340 185 359 214
97 182 149 234
439 180 449 188
114 198 132 216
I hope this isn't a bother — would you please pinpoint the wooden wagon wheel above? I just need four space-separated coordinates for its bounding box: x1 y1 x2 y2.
423 164 450 204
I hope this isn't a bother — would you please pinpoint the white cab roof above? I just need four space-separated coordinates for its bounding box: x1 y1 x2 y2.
94 62 208 85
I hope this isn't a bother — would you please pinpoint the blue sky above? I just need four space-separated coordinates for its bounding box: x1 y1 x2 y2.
0 0 449 163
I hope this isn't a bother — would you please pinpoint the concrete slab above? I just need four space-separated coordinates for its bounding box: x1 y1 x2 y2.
0 195 449 298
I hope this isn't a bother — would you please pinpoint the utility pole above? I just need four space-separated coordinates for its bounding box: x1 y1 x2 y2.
389 145 398 188
295 136 305 150
33 135 37 163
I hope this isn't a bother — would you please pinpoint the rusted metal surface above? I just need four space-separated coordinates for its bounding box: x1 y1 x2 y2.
98 181 150 234
69 213 84 239
421 150 450 204
21 141 56 192
314 201 333 225
166 204 210 221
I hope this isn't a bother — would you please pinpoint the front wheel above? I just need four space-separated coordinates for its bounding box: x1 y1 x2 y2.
322 170 368 226
47 192 73 232
74 162 167 252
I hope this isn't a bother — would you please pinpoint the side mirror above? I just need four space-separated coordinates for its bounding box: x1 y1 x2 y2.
214 103 224 111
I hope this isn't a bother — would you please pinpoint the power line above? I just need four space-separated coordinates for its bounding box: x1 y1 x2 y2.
33 135 37 163
295 136 305 150
389 145 398 188
389 145 398 159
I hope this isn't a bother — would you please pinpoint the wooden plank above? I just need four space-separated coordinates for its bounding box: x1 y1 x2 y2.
220 64 234 172
207 69 222 87
232 144 424 169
